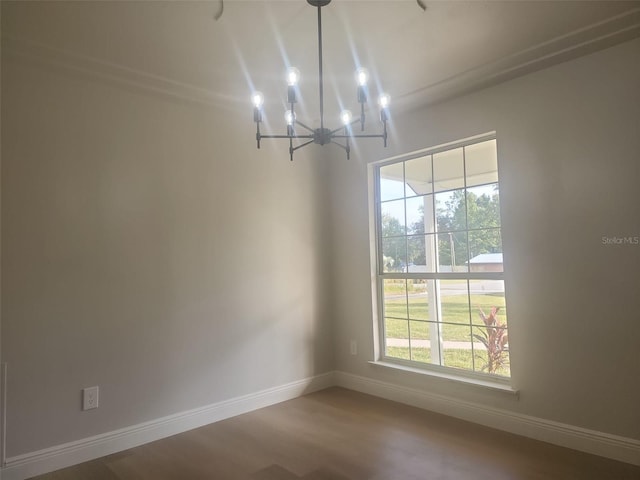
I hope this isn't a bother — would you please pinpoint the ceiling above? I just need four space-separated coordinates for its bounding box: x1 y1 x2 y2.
3 1 640 131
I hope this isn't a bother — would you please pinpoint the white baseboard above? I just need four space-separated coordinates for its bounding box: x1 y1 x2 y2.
0 372 335 480
2 370 638 480
334 371 640 466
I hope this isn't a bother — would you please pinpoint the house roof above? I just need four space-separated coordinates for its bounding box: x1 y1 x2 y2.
468 253 503 264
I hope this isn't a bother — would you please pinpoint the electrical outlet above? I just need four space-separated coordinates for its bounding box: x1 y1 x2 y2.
82 386 99 410
350 340 357 356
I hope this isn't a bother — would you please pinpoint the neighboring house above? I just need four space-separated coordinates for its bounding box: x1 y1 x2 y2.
468 253 503 272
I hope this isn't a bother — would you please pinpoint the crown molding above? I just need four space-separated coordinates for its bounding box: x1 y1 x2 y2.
1 34 233 111
3 8 639 115
397 7 640 112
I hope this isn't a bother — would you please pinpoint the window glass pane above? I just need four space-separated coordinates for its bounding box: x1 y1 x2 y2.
470 282 509 376
407 235 425 272
380 199 405 236
472 325 509 376
433 147 464 192
442 326 473 371
465 139 498 187
468 229 502 272
409 320 430 340
383 279 407 319
437 232 468 272
436 189 465 233
438 279 470 325
379 163 405 201
407 279 431 320
404 155 432 197
409 320 431 362
473 347 488 373
406 196 425 235
466 183 500 229
382 237 406 273
470 280 507 328
385 318 409 360
407 234 437 273
422 194 436 234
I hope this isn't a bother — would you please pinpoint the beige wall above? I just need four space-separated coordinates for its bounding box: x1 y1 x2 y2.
1 53 333 456
1 6 638 464
329 38 640 440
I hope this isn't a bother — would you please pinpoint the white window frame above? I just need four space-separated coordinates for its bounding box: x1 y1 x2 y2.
369 133 514 389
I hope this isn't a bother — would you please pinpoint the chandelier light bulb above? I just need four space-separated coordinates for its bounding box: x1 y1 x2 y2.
340 110 352 126
252 91 264 108
287 67 301 86
356 68 369 87
285 110 296 126
378 93 390 109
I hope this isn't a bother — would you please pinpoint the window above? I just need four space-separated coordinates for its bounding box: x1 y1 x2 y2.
373 134 510 378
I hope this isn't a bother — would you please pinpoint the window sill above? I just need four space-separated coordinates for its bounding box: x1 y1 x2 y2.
368 360 519 396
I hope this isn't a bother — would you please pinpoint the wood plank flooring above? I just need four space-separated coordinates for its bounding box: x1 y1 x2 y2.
30 387 640 479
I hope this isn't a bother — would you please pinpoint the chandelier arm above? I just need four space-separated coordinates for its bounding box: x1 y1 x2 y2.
382 119 388 147
291 139 315 152
346 133 351 160
332 133 385 139
317 3 325 131
259 134 315 139
329 118 359 135
295 120 316 134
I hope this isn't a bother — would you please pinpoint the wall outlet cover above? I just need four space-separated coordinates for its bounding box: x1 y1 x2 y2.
83 386 99 410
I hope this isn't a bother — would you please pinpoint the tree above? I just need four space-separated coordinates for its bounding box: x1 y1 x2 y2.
381 213 405 271
381 185 502 270
449 189 500 264
412 187 501 268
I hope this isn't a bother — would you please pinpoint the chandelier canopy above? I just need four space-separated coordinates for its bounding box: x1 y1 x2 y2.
251 0 390 161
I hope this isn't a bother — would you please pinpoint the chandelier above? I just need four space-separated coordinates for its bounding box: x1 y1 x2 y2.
251 0 390 161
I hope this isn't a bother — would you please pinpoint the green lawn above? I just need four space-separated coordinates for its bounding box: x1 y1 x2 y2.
386 346 510 377
381 281 510 376
383 290 507 342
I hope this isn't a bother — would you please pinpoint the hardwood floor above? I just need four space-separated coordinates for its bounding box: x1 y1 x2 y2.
30 387 639 479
